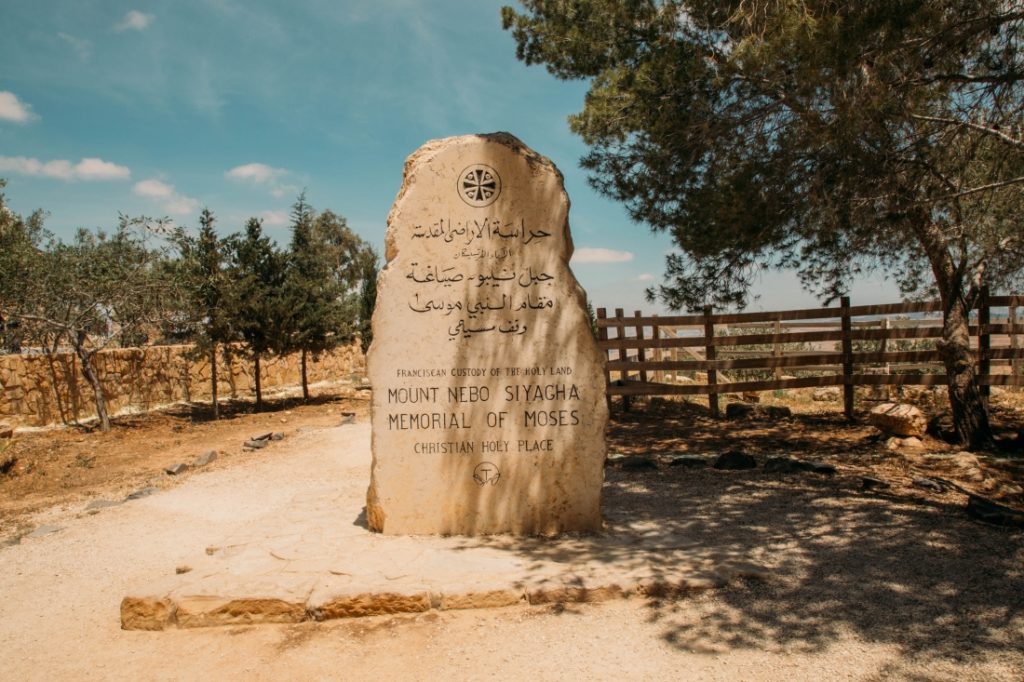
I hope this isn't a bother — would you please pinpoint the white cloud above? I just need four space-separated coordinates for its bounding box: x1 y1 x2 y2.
133 178 199 216
636 273 656 282
0 91 37 124
571 247 635 264
226 162 298 198
260 210 289 227
114 10 154 32
58 32 93 60
0 155 130 181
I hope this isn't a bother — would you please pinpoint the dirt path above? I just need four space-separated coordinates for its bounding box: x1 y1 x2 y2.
1 399 1022 680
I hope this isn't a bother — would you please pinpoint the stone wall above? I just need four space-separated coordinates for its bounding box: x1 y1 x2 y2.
0 343 365 427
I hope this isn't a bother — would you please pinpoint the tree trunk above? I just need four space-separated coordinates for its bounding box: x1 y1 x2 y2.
254 353 262 410
937 294 993 449
301 349 309 402
74 333 110 432
210 344 219 420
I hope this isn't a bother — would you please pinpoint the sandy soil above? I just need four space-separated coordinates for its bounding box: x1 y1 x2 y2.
0 388 1022 681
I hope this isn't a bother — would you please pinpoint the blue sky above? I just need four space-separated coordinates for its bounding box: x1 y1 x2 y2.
0 1 898 313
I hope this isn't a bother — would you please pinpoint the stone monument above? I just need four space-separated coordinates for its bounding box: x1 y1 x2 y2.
366 133 607 535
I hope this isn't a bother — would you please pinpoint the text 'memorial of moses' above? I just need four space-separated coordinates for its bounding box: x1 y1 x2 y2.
366 133 607 535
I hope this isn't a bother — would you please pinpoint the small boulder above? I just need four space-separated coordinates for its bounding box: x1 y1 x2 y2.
126 486 159 500
861 476 891 491
812 387 840 402
271 432 285 441
912 477 946 493
725 403 792 421
193 450 217 467
243 439 269 450
869 403 927 438
763 456 803 474
164 463 188 476
666 454 709 468
713 451 757 470
606 454 658 470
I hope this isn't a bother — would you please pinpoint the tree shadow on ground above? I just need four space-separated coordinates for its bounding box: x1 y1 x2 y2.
463 465 1024 663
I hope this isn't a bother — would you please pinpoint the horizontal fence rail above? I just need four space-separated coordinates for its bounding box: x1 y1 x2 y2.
596 290 1024 418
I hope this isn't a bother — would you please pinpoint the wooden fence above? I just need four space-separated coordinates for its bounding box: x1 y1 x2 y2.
595 291 1024 418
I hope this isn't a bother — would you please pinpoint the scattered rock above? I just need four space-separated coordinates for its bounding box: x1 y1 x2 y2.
812 387 841 402
950 451 981 468
713 451 757 470
606 454 658 470
966 495 1024 528
861 476 891 491
176 565 193 575
125 486 159 500
85 499 122 511
251 432 273 442
764 457 836 476
27 524 62 538
271 432 285 441
340 412 356 425
961 466 986 482
763 456 803 474
868 403 927 438
243 439 269 450
193 450 217 467
666 454 709 468
724 403 792 421
912 477 946 493
164 463 188 476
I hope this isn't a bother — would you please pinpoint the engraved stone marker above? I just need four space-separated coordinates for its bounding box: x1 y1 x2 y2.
366 133 608 535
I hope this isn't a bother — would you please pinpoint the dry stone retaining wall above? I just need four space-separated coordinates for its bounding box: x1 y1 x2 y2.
0 343 365 427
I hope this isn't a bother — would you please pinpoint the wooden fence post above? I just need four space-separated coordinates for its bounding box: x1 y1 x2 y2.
635 311 648 385
615 308 630 412
841 295 854 419
978 285 991 401
704 304 720 418
772 317 783 381
652 315 661 384
596 308 612 412
1010 303 1022 392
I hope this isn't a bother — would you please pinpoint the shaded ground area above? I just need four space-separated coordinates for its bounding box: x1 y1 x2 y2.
0 390 1022 680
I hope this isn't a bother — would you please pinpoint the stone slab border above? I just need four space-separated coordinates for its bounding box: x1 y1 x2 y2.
121 569 769 631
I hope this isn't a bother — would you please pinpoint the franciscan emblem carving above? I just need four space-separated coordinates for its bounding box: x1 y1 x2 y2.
473 461 501 486
458 164 501 207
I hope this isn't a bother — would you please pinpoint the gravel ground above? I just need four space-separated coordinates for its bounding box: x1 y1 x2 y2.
1 403 1022 680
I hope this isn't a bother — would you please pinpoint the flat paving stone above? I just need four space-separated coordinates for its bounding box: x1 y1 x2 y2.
121 423 768 631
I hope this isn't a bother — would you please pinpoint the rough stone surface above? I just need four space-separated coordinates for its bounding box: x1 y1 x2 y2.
193 450 217 467
725 403 792 420
712 451 757 470
85 499 123 511
175 596 307 628
126 486 159 500
666 454 709 468
812 387 840 402
119 597 176 631
366 133 607 535
868 402 927 438
0 342 363 428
